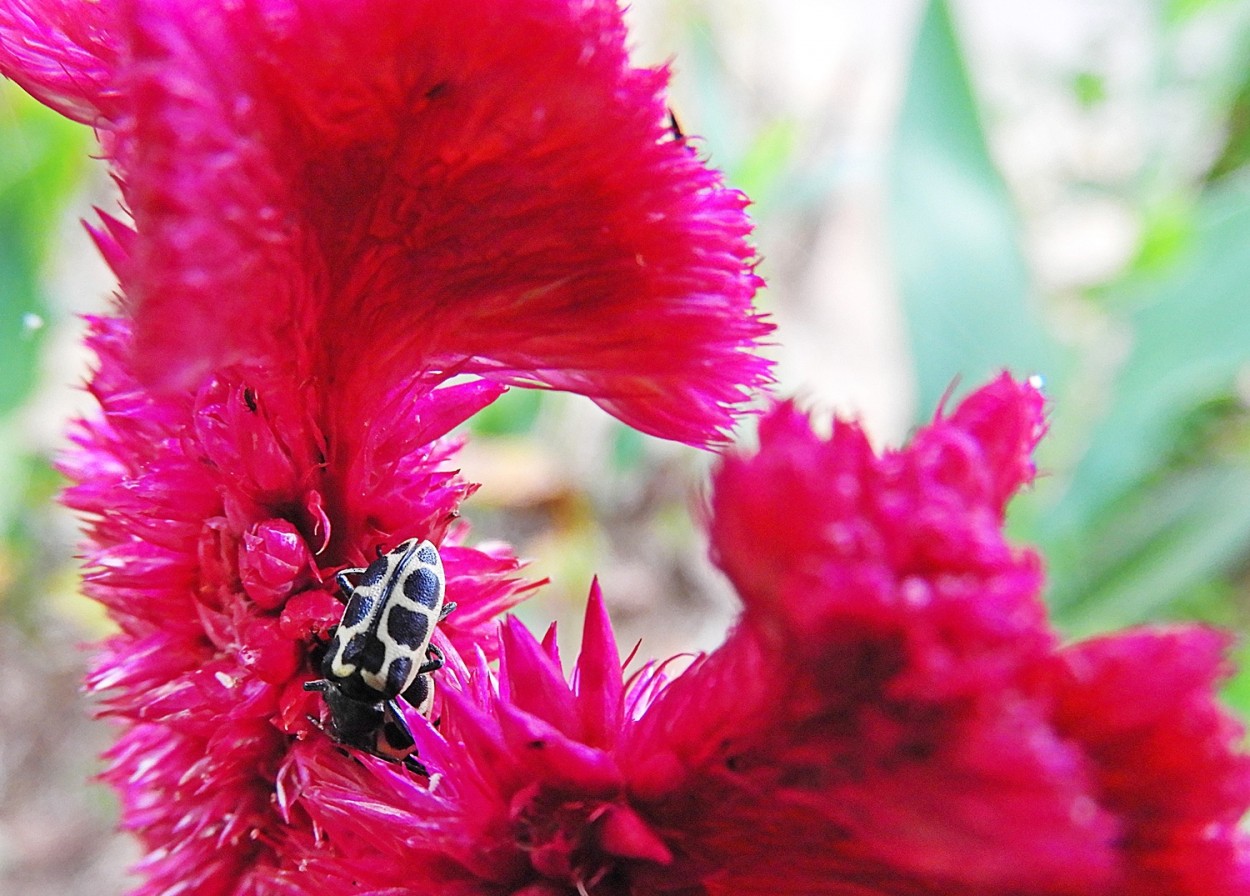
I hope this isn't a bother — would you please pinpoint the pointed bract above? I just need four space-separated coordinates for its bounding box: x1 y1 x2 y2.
576 581 624 750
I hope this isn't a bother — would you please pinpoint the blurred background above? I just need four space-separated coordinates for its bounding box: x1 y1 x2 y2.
4 0 1250 891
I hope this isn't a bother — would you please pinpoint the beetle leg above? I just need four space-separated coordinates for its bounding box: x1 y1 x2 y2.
334 567 366 598
417 643 445 675
303 679 330 693
667 108 684 140
401 754 429 777
379 699 429 776
438 601 457 622
383 699 416 743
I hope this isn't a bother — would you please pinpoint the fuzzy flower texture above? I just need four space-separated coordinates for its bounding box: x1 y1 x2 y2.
3 1 1249 894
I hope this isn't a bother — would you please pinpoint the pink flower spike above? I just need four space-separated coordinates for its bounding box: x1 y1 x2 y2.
500 615 582 737
61 314 542 894
595 804 672 865
653 374 1250 894
84 209 134 280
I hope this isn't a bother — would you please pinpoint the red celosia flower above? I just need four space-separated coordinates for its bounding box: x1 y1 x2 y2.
0 0 771 445
63 313 540 896
209 374 1250 896
3 2 773 893
686 373 1250 893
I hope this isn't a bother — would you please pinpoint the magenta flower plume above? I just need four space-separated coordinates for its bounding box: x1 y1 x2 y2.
0 0 771 445
62 313 539 896
696 373 1250 893
2 2 776 892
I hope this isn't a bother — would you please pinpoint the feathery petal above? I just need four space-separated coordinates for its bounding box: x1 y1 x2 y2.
2 0 772 445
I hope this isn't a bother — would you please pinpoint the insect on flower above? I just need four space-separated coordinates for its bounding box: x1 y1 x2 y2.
304 538 455 775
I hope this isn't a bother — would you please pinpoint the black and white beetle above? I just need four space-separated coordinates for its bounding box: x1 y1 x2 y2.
304 538 454 775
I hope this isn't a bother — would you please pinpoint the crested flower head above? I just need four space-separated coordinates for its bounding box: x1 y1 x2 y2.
0 0 772 445
8 2 777 892
63 313 539 895
686 373 1250 893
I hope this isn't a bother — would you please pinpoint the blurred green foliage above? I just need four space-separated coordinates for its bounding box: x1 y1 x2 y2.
1071 71 1107 110
0 85 84 414
1040 178 1250 623
467 387 544 437
0 82 91 628
888 1 1250 712
888 0 1058 417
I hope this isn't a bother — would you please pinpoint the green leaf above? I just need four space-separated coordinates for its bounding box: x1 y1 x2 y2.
0 85 90 416
1043 176 1250 546
467 387 543 437
887 0 1056 418
890 0 1055 414
1049 461 1250 632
